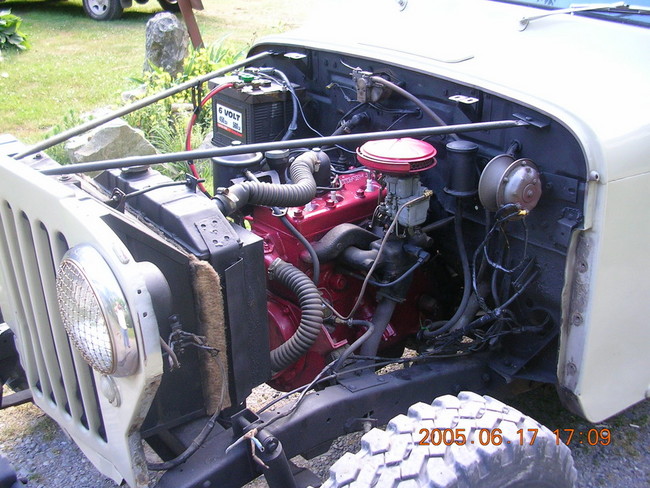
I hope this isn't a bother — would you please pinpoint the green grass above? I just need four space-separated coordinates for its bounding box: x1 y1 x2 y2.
0 0 313 143
1 0 160 142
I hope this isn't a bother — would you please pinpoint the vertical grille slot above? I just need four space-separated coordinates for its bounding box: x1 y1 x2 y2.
0 202 106 441
49 230 105 437
32 222 83 421
0 201 49 397
0 200 38 386
15 210 67 409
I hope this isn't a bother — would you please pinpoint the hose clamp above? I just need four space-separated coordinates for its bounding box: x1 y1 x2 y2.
271 207 288 217
267 258 284 279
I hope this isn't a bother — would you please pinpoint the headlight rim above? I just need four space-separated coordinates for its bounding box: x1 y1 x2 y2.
56 244 139 377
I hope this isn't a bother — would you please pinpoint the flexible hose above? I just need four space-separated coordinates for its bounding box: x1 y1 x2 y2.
184 83 234 195
268 259 324 372
359 298 398 357
147 351 227 471
424 202 472 337
214 150 319 215
278 214 321 285
271 69 299 141
366 258 425 288
242 169 321 285
332 320 375 372
369 76 459 141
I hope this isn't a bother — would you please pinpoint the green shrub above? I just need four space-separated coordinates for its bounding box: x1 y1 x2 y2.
126 40 245 155
43 110 85 164
0 10 30 51
124 40 244 184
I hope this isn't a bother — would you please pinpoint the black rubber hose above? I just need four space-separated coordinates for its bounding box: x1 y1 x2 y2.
423 202 472 337
277 213 321 285
369 76 459 141
272 69 299 141
359 298 398 357
307 223 379 263
214 151 319 216
332 320 375 372
364 259 424 288
268 259 324 372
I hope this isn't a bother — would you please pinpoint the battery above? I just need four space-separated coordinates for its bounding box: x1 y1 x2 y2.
209 76 296 147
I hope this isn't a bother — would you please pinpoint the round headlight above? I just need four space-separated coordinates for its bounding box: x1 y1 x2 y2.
56 244 138 377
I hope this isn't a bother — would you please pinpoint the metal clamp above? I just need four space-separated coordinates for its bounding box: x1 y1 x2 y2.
225 428 269 469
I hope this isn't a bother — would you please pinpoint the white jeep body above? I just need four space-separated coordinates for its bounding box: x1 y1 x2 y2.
1 1 649 486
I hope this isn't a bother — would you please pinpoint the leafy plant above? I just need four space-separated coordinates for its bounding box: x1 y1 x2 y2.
0 10 30 51
125 39 245 181
44 110 85 164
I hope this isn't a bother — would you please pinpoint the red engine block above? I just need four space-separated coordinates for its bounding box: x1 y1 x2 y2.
251 171 421 391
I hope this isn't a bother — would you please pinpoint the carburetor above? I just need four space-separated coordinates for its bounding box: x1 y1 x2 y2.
356 137 437 227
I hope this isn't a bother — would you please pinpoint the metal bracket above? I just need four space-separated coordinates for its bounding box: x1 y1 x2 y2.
195 216 241 255
554 207 583 250
0 388 32 409
108 187 127 210
184 173 203 193
513 112 550 129
338 372 390 392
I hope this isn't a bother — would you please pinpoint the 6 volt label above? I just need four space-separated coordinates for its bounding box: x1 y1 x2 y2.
216 104 243 135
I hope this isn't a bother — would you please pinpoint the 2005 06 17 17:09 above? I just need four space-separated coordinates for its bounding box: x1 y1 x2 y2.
417 427 612 447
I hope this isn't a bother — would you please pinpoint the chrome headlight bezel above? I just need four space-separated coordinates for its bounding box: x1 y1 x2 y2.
56 244 138 377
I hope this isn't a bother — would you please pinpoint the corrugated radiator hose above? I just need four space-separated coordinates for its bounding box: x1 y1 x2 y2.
268 258 323 372
213 151 320 216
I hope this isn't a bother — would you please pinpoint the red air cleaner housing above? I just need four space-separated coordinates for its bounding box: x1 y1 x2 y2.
356 137 437 174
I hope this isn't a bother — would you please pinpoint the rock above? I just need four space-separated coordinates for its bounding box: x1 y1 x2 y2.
65 119 157 164
171 102 194 114
121 84 148 103
80 107 113 122
199 131 215 150
143 12 189 78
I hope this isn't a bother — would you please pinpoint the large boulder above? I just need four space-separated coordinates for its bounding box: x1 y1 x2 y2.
65 118 157 164
143 12 189 77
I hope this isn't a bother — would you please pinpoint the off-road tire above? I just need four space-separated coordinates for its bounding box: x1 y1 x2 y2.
157 0 180 12
322 391 576 487
82 0 123 21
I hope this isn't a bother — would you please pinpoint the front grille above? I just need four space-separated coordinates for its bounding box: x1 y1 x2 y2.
0 200 107 440
0 144 164 487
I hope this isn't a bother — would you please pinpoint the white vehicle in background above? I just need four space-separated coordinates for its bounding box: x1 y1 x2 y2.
1 1 649 487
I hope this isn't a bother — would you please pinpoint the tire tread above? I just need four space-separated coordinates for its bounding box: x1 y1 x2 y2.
321 392 577 488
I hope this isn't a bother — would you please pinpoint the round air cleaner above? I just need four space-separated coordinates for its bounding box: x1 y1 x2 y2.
357 138 437 174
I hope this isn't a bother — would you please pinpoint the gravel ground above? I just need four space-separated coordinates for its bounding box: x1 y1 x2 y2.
1 383 649 487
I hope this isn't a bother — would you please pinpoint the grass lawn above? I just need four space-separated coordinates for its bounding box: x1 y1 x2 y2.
0 0 314 143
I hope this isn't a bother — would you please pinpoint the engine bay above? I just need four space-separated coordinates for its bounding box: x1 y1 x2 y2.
90 46 588 427
205 47 587 390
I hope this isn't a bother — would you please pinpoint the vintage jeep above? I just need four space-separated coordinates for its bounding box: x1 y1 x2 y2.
1 0 649 486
